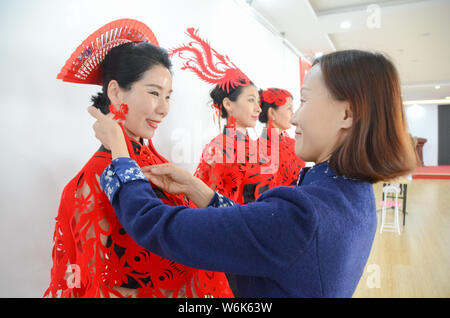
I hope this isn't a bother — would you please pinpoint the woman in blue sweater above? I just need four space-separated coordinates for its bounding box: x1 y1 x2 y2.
88 50 416 297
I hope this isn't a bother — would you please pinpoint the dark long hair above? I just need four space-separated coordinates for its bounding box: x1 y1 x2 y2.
91 42 172 114
314 50 416 183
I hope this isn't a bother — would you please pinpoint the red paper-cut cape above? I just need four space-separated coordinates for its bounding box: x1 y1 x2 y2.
258 127 305 188
194 127 274 204
194 126 304 205
45 128 233 298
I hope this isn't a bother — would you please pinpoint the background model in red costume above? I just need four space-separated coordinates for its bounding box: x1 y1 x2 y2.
170 28 272 204
258 88 306 188
45 19 233 298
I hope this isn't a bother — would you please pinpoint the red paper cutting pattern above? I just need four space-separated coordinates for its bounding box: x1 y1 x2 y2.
194 126 274 204
169 28 250 93
109 104 129 121
261 88 292 107
44 125 234 298
258 123 306 188
194 124 305 205
57 19 159 85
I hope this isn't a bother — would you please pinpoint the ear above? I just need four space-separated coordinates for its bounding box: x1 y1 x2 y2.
341 102 353 129
106 80 122 106
222 97 233 116
268 107 276 121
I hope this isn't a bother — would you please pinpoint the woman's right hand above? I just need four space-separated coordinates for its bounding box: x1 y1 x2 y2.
142 164 215 208
142 163 194 195
88 106 129 159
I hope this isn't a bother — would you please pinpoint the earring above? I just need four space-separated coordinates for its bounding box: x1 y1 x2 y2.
227 115 236 129
211 103 222 132
109 104 128 121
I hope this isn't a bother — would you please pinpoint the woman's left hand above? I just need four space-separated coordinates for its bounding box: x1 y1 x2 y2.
88 106 129 159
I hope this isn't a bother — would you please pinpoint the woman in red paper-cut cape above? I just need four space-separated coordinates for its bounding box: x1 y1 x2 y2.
258 88 305 188
169 28 273 204
44 19 233 298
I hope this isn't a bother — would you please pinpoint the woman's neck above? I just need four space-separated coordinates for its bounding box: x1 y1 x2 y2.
314 130 349 165
123 126 140 142
226 119 247 135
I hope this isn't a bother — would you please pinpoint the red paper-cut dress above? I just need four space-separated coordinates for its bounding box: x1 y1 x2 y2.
194 126 274 204
258 126 305 189
45 128 234 298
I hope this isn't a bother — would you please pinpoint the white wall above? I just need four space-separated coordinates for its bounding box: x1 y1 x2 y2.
405 104 438 166
0 0 300 297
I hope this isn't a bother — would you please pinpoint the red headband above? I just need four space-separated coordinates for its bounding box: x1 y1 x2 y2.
57 18 159 85
169 28 251 94
261 88 292 107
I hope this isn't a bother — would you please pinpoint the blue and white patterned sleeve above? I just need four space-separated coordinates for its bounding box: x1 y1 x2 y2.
100 157 236 209
98 156 316 279
208 191 235 208
100 157 148 202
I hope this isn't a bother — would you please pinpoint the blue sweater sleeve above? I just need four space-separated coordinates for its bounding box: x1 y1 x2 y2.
101 157 319 278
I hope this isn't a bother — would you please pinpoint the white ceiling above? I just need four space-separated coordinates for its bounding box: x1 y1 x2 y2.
248 0 450 102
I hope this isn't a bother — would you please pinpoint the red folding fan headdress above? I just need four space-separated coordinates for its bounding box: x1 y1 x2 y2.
168 28 251 94
57 19 159 85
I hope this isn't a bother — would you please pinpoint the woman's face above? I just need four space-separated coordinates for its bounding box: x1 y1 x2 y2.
112 64 173 140
224 85 261 129
291 64 352 163
270 97 294 131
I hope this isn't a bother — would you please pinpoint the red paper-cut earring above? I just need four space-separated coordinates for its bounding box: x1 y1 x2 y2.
109 104 129 120
211 103 222 132
267 119 277 139
227 115 236 129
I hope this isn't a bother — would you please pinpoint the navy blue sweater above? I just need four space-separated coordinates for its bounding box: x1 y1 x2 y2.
100 158 377 297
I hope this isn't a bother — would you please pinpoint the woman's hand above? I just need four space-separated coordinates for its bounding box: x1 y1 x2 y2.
88 106 129 159
142 163 193 195
142 164 215 208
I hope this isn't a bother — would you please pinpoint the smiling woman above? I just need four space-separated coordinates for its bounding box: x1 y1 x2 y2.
45 19 233 299
297 50 417 183
90 42 173 141
169 28 272 205
87 49 417 298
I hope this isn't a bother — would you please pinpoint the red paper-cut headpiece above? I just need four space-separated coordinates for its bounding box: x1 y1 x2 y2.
57 19 159 85
168 28 251 93
261 88 292 107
